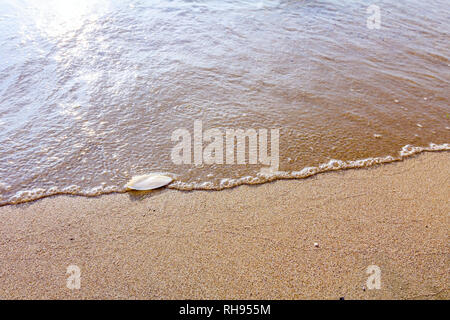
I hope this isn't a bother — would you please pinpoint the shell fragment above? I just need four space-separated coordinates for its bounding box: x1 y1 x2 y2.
125 174 173 190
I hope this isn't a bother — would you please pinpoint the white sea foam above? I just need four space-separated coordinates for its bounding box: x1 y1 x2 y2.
1 143 449 205
167 143 449 191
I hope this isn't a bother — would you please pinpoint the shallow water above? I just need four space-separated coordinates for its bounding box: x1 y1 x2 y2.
0 0 449 204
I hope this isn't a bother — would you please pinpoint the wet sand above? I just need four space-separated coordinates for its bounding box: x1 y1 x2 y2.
0 152 448 299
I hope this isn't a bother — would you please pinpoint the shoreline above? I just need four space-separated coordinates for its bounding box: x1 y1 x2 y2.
2 143 449 207
0 152 448 299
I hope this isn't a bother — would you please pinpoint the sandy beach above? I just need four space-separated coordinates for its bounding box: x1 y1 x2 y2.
0 151 448 299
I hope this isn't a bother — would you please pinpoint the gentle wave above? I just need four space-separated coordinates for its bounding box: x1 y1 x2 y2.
1 143 448 206
1 0 449 208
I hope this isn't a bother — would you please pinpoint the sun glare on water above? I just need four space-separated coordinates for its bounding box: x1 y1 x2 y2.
23 0 109 38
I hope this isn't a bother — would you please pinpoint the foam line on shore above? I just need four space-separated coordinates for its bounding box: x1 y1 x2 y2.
1 143 448 206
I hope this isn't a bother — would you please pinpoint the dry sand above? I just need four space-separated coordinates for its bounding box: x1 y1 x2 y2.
0 152 448 299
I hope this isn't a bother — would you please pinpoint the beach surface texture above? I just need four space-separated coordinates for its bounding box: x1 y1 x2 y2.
0 152 448 299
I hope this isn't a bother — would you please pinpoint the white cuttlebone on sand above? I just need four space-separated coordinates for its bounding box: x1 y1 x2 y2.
125 173 173 190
